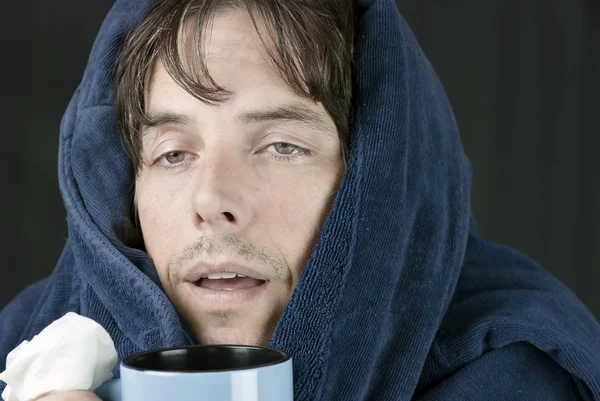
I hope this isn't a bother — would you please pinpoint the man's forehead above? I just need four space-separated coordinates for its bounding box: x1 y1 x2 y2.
177 9 275 69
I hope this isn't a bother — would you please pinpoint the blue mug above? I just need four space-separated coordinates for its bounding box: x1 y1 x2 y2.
95 345 293 401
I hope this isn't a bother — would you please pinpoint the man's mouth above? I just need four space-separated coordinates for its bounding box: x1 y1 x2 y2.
195 272 267 291
183 263 271 304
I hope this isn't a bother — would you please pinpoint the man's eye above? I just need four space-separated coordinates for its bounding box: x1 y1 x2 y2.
164 151 185 164
273 143 299 155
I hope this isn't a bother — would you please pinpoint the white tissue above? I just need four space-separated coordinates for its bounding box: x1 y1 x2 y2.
0 312 118 401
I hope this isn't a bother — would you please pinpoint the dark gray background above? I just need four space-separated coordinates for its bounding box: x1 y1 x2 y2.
1 1 598 318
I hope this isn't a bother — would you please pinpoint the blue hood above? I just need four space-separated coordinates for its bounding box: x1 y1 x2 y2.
2 0 599 399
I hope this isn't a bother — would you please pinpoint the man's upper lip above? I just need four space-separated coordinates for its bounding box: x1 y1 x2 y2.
183 263 267 283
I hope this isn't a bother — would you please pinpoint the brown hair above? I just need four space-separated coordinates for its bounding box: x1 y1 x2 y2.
115 0 355 172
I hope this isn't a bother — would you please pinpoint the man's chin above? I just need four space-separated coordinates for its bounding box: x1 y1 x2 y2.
194 327 270 346
174 284 288 346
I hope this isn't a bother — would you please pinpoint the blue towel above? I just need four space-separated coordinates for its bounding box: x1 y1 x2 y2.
2 0 599 399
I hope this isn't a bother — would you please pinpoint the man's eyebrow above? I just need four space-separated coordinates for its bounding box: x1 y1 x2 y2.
141 110 195 133
237 102 333 133
141 104 334 134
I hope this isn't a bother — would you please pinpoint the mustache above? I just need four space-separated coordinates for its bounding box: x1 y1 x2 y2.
169 234 289 283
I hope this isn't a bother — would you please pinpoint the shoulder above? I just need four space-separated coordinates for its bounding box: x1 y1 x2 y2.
416 235 600 400
0 278 49 370
416 341 588 400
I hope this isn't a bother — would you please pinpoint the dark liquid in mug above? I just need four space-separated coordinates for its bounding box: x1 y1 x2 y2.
122 345 289 373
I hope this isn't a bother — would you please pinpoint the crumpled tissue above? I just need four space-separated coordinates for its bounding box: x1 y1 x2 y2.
0 312 117 401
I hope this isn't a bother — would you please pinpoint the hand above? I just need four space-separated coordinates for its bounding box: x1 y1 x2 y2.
34 390 102 401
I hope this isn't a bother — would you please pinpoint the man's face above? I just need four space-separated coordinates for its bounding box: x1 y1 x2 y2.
136 10 344 346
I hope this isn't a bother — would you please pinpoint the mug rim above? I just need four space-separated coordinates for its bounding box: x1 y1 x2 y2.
121 344 291 373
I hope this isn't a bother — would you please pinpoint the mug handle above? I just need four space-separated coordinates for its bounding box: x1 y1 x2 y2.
95 378 121 401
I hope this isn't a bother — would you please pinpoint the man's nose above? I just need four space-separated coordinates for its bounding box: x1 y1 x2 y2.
191 156 253 234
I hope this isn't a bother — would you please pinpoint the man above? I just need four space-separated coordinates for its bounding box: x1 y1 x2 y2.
1 0 600 400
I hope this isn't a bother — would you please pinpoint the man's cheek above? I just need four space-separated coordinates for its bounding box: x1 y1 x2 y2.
138 200 172 257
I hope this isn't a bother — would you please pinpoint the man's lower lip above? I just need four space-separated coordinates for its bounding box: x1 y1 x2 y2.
184 281 269 304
